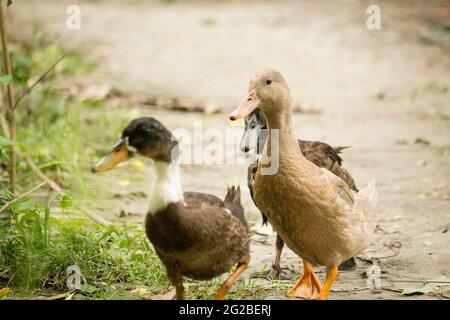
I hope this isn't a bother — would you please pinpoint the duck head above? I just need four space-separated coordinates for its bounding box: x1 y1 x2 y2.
239 108 267 154
93 117 178 172
230 69 292 125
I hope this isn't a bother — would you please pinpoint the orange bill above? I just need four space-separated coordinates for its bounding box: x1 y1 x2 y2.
229 90 260 121
93 139 131 172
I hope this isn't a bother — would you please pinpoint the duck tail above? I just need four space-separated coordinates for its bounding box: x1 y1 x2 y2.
224 186 248 229
357 178 378 231
333 146 350 154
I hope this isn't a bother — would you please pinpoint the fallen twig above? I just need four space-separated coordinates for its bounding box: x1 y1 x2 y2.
0 181 47 213
0 268 10 277
74 205 112 227
45 290 75 300
332 287 370 293
22 153 62 193
13 55 66 110
389 280 450 284
380 288 403 293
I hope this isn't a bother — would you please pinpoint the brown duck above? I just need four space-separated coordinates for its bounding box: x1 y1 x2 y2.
240 108 358 279
93 117 250 300
230 70 378 300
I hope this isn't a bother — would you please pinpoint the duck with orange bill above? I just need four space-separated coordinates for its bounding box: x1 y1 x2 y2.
230 69 378 300
240 108 359 280
93 117 250 300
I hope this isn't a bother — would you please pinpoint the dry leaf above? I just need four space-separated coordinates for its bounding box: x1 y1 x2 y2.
441 289 450 299
0 287 10 299
133 160 144 170
429 275 450 285
151 289 176 300
416 160 427 166
422 241 433 247
131 287 151 295
402 283 439 296
119 180 131 186
393 214 413 222
65 292 75 300
131 287 152 299
47 291 74 300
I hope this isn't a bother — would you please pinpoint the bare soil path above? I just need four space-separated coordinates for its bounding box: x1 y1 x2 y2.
12 0 450 299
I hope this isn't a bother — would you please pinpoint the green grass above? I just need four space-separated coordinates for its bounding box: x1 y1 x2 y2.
0 29 170 298
0 206 169 294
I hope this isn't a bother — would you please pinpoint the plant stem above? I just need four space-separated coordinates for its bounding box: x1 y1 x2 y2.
13 54 65 110
0 1 16 194
0 181 47 213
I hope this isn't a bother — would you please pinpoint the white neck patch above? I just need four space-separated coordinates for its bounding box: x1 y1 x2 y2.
148 160 184 214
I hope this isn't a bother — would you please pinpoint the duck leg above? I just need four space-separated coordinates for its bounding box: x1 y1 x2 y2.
316 265 338 300
175 281 185 300
338 257 356 271
215 255 250 300
286 259 321 299
270 234 284 279
169 274 185 300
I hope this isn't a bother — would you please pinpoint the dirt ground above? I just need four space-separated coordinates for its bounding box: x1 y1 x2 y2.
11 0 450 299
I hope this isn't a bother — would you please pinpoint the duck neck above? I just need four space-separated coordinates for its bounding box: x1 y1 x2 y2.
264 102 298 152
264 102 295 134
148 160 184 214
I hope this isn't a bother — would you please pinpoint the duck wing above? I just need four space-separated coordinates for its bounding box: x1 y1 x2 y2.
247 159 270 226
183 188 248 229
247 140 358 226
183 191 224 208
298 140 358 191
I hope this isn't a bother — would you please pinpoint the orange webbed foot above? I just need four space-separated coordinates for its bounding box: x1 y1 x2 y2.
215 257 249 300
315 265 338 300
286 260 321 299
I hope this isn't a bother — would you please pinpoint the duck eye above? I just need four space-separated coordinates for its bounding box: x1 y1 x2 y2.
266 79 272 85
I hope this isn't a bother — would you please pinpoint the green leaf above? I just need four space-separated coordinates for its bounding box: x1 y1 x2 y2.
77 284 98 295
59 194 73 209
7 0 12 7
131 250 145 262
0 135 15 146
0 135 26 151
0 75 12 85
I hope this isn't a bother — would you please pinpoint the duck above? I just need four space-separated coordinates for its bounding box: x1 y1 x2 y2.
230 69 378 300
240 108 358 279
93 117 250 300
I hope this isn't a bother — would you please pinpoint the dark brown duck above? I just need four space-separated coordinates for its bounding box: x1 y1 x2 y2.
93 117 250 300
240 108 358 279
